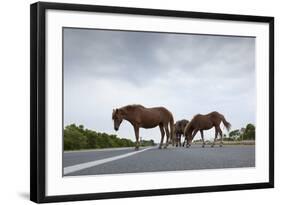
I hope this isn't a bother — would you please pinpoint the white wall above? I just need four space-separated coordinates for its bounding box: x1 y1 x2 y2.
0 0 279 204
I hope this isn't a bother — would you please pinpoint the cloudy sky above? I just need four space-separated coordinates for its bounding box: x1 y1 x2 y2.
63 28 256 142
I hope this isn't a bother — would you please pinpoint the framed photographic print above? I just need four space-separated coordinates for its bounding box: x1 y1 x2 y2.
30 2 274 203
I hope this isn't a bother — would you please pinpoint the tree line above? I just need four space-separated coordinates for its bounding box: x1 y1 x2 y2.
64 124 155 151
228 123 255 141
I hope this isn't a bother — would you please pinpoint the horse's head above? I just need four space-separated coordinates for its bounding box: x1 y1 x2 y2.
112 108 123 131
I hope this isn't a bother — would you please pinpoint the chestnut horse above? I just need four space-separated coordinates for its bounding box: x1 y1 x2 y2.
183 111 231 148
112 104 174 150
173 119 189 147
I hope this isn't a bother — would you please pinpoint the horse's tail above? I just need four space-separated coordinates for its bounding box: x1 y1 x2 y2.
221 115 231 131
169 115 175 145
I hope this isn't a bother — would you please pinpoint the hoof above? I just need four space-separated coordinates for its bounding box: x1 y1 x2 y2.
211 144 214 148
202 144 205 148
164 146 168 149
219 144 223 147
158 146 162 149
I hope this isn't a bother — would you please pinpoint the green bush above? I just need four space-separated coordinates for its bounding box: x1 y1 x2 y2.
63 124 151 151
241 124 255 140
141 139 156 146
64 124 88 150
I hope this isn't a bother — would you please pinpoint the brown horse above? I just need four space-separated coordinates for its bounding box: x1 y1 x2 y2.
173 119 189 147
183 111 231 148
112 104 174 150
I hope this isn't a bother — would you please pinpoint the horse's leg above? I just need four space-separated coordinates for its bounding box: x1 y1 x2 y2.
175 133 179 147
134 126 140 150
159 125 165 149
200 130 205 148
182 136 186 147
187 129 198 148
164 124 170 149
179 134 182 147
171 137 174 146
172 134 175 147
218 127 223 147
211 127 218 147
185 135 190 148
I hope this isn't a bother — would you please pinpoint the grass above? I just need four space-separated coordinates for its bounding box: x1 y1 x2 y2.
193 140 255 145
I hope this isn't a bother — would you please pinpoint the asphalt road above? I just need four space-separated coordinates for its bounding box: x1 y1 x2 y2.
63 145 255 176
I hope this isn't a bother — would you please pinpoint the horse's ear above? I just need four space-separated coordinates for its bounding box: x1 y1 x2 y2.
112 109 116 119
116 108 119 113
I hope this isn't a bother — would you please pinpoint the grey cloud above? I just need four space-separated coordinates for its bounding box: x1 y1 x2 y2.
64 28 254 84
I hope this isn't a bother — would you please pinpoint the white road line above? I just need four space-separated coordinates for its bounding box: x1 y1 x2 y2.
64 147 154 175
64 147 136 154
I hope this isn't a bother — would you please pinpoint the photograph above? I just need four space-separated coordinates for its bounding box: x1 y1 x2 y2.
30 2 274 203
63 27 256 176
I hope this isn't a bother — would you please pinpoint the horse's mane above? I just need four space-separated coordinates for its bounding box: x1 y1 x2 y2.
184 115 198 134
121 104 145 110
184 120 193 134
181 119 189 124
193 114 201 118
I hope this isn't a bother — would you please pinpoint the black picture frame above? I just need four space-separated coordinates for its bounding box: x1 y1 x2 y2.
30 1 274 203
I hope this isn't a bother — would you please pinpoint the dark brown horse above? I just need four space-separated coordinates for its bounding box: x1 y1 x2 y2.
183 111 231 147
173 119 189 147
112 104 174 150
